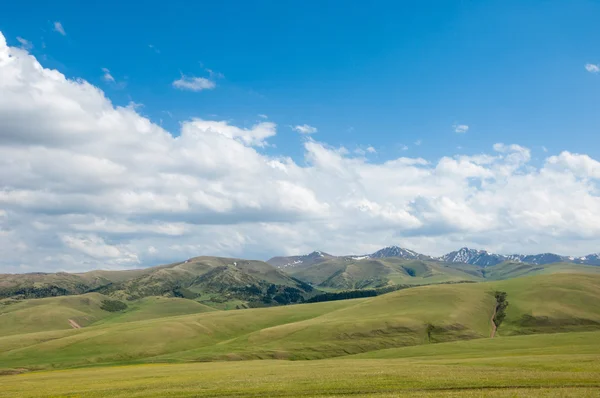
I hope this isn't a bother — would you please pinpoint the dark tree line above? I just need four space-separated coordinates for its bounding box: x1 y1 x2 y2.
306 289 377 303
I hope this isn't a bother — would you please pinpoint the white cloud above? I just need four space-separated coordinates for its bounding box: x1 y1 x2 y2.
101 67 115 82
258 114 268 119
172 75 216 91
585 63 599 73
61 234 138 262
453 124 469 134
414 140 422 146
2 30 600 272
16 37 33 50
183 119 276 147
53 22 66 36
148 44 160 54
292 124 318 134
366 146 376 154
546 152 600 179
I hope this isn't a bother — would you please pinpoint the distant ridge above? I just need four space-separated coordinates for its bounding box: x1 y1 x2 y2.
266 251 335 268
268 246 600 268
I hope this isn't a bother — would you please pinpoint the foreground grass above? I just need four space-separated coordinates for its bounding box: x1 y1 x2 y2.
2 332 600 397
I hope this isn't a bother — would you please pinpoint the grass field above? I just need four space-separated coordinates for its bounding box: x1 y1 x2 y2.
2 331 599 397
2 273 599 371
1 273 600 396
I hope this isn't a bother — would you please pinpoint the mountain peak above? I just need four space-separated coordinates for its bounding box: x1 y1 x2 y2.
370 246 430 260
440 248 503 267
267 251 333 269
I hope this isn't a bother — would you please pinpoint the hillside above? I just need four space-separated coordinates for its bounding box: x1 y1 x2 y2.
288 255 600 290
1 273 599 371
0 256 315 308
287 257 482 289
0 293 215 336
267 251 335 269
480 261 600 281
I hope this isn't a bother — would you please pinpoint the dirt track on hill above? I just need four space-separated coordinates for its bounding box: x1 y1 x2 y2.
68 319 81 329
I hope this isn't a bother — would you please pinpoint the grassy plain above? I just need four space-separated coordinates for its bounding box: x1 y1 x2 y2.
1 273 600 396
2 331 599 397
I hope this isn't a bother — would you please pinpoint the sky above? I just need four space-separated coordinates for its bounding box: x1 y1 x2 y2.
1 0 600 272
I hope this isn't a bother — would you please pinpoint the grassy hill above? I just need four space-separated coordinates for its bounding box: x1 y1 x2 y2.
288 256 600 290
480 260 600 280
0 256 315 308
0 293 216 336
2 273 599 371
288 257 484 289
0 293 111 335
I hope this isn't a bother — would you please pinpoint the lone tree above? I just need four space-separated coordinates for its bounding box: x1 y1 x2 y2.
493 291 509 327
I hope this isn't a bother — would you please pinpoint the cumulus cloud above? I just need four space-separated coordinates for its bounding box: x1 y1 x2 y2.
585 63 599 73
2 31 600 272
546 152 600 179
172 75 216 91
292 124 318 134
453 124 469 133
53 22 66 36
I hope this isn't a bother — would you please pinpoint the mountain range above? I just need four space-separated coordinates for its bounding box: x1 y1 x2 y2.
2 245 599 307
267 246 600 268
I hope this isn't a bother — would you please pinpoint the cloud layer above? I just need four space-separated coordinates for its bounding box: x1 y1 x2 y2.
1 32 600 272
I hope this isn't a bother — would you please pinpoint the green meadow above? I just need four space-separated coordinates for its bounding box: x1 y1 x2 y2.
1 273 600 396
2 331 600 397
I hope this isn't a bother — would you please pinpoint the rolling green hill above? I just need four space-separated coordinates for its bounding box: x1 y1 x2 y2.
0 293 216 336
0 256 315 308
2 273 599 372
287 257 484 289
480 260 600 280
288 256 600 290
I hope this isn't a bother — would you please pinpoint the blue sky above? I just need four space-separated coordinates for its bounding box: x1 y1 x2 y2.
1 1 600 271
3 0 599 162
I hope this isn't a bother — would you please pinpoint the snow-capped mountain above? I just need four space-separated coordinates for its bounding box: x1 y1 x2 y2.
267 251 334 269
369 246 432 260
440 248 573 267
268 246 431 268
268 246 600 270
507 253 569 265
439 248 506 267
574 253 600 266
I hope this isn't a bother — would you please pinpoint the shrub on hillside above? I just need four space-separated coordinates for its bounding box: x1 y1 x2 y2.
100 299 128 312
172 287 199 299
